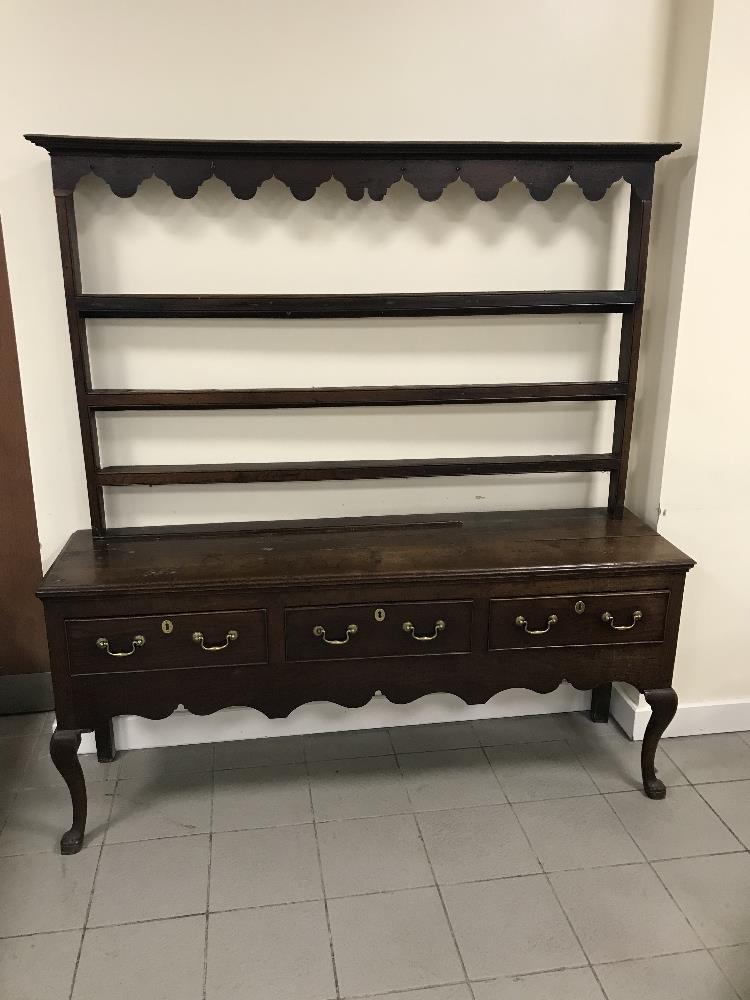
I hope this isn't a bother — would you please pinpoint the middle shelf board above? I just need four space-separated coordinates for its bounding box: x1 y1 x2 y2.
85 382 627 410
97 453 618 486
77 290 637 320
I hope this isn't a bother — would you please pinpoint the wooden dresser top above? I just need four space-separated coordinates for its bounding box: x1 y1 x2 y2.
39 509 694 598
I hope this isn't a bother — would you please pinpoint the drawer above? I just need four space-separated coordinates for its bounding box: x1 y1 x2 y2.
488 590 669 650
285 600 473 662
66 609 268 674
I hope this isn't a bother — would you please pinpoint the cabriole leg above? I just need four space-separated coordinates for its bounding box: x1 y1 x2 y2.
641 688 678 800
95 719 116 763
49 729 87 854
590 683 612 723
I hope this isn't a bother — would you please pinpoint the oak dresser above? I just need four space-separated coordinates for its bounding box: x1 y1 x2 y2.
25 135 693 853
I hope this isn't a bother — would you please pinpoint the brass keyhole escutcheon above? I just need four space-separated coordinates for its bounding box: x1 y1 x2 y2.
574 601 586 615
374 608 386 623
161 619 174 635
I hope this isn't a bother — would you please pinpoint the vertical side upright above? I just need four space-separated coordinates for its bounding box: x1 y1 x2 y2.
54 189 106 535
608 176 654 518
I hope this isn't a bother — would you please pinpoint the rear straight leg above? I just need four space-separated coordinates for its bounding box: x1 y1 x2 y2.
590 683 612 723
641 688 678 799
95 719 116 763
49 729 88 853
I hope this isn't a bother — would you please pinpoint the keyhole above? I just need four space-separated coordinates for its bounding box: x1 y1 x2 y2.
374 608 386 623
161 619 174 634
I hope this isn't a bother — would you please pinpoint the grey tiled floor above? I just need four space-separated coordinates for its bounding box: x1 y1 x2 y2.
2 712 750 999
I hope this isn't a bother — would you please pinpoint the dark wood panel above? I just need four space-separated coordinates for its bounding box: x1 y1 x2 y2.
86 381 627 410
54 195 106 535
37 510 694 597
284 600 473 662
97 453 618 487
26 136 676 203
78 290 637 319
488 590 669 650
26 136 681 159
65 640 672 728
608 189 652 518
66 609 268 674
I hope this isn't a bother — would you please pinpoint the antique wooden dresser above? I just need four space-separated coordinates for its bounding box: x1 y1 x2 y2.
26 135 694 853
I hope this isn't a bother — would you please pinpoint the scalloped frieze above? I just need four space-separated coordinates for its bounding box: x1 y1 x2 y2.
50 154 655 202
74 670 653 727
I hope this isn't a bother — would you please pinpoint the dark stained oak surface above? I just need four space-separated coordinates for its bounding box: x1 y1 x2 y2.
76 290 637 319
39 509 693 596
26 134 680 533
26 136 681 158
28 134 693 851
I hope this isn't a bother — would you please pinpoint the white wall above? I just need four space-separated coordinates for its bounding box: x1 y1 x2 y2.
658 0 750 706
0 1 720 744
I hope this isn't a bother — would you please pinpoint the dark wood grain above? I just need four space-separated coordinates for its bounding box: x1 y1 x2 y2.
54 195 106 535
284 599 473 662
49 730 87 853
26 135 678 202
608 189 652 517
66 608 268 674
25 136 682 159
590 683 612 723
96 454 618 487
38 509 693 597
94 719 116 762
28 135 676 536
38 507 694 851
642 688 679 798
86 382 627 411
488 589 669 649
78 290 637 319
29 135 692 854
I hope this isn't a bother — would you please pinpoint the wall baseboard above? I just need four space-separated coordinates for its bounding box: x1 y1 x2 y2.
611 683 750 741
0 672 53 714
79 686 591 754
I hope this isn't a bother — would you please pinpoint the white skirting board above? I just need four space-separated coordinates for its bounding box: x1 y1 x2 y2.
611 683 750 741
78 686 590 754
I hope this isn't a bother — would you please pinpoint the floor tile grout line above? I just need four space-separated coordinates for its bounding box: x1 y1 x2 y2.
645 848 716 953
343 979 472 1000
596 790 650 865
493 739 599 980
387 728 477 1000
7 719 750 986
39 843 750 933
202 749 216 1000
306 755 342 1000
692 782 750 849
704 950 746 1000
589 960 611 998
68 763 120 1000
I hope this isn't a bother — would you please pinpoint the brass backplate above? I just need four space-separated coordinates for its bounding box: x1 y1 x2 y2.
161 619 174 634
374 608 386 622
574 601 586 615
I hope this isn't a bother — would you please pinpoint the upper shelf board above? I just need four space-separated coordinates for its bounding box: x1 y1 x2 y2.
25 135 680 203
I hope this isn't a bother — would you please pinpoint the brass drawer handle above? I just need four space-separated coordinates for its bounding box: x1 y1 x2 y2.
192 629 239 651
402 619 446 641
313 624 358 645
95 634 145 657
515 614 558 635
602 610 643 631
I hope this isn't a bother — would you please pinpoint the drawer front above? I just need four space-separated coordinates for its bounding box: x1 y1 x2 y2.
66 609 268 674
285 600 473 662
489 591 669 650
